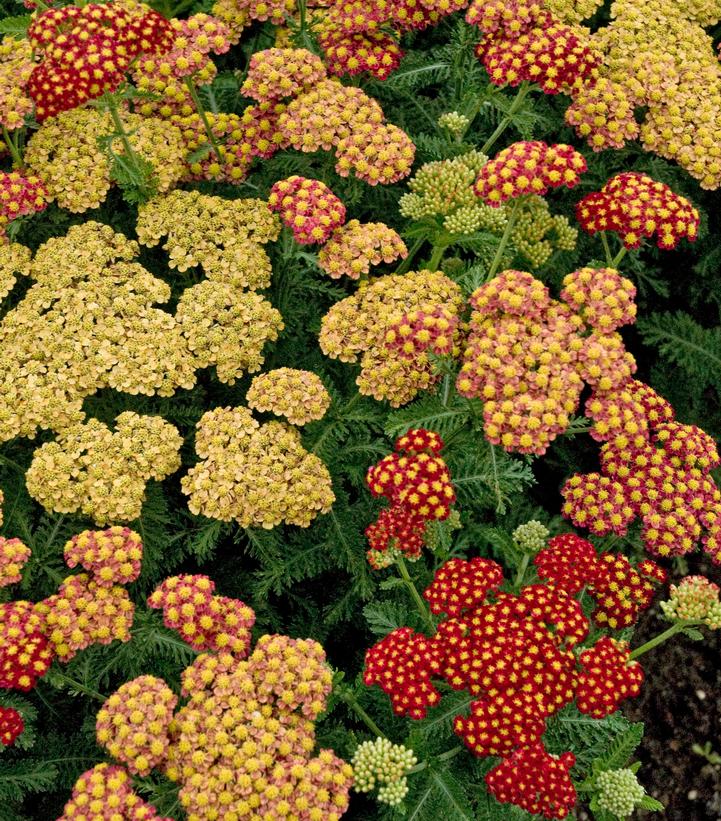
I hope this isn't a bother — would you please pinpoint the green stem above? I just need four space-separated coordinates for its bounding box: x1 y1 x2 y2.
480 81 532 156
340 689 387 739
629 620 701 660
49 671 106 703
2 126 22 167
103 95 144 176
601 232 613 266
611 246 628 268
396 556 436 635
395 236 424 275
183 77 223 161
513 553 530 591
486 198 520 280
427 243 448 271
407 745 465 774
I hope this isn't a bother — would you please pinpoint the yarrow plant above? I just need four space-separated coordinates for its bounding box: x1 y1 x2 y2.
0 0 720 818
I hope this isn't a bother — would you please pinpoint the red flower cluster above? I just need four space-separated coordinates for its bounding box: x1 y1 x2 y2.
0 171 49 240
562 379 721 562
28 3 174 120
576 172 700 251
268 176 346 244
473 141 587 206
365 429 455 567
148 574 256 656
0 601 53 691
485 743 577 820
467 0 600 95
364 548 652 817
534 533 666 629
0 705 23 747
319 30 403 81
575 636 643 718
384 305 460 360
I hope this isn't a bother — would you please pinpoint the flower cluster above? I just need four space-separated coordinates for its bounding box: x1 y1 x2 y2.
467 0 601 95
0 37 34 131
59 763 168 821
278 76 415 185
320 270 463 405
384 305 461 361
246 368 331 425
26 414 183 525
562 378 721 562
513 519 550 553
268 176 346 244
0 706 23 747
96 676 178 775
25 108 186 212
241 47 327 100
596 767 647 817
0 537 31 586
28 2 174 120
576 171 700 250
364 548 653 817
319 29 403 81
0 601 53 691
660 576 721 629
148 574 256 655
565 77 640 151
36 573 135 662
182 406 335 528
473 141 587 205
63 527 143 587
317 219 407 279
0 172 49 241
351 737 418 806
365 429 456 567
457 268 637 454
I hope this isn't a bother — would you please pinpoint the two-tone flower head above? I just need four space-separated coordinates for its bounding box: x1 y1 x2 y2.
473 141 587 205
660 576 721 629
64 528 143 587
317 219 407 279
0 172 49 240
576 172 700 250
0 537 31 586
0 706 23 747
575 636 643 718
319 29 403 81
268 176 346 244
241 47 327 100
0 601 53 690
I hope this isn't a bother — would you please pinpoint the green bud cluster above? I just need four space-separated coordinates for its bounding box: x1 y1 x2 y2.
438 111 470 137
512 519 550 553
399 151 488 220
596 768 646 818
511 196 578 267
351 737 418 807
660 576 721 629
423 509 462 551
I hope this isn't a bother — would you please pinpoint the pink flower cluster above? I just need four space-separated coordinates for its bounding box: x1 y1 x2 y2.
0 537 31 586
384 305 461 360
241 47 327 101
63 527 143 587
268 176 346 244
0 171 49 241
317 219 407 279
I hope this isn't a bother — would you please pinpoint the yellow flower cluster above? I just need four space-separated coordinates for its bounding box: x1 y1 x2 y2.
587 0 721 187
211 0 251 44
136 189 280 280
545 0 605 23
0 37 33 131
163 636 352 821
64 527 144 587
318 219 407 280
246 368 332 425
0 242 30 302
26 413 183 525
182 406 335 528
0 223 197 443
319 270 463 406
25 108 186 212
96 675 178 776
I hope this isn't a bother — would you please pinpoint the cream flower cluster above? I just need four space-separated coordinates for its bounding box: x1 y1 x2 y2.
182 406 335 528
319 270 463 406
246 368 332 425
26 413 183 524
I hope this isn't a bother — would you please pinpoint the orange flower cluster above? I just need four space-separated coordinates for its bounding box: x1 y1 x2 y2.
268 176 346 244
59 763 168 821
148 574 256 656
63 527 143 587
96 675 178 775
466 0 601 94
320 269 462 405
28 2 174 120
563 379 721 562
0 537 31 586
473 141 587 205
317 219 407 279
456 268 637 455
576 171 700 250
0 171 49 241
365 429 455 567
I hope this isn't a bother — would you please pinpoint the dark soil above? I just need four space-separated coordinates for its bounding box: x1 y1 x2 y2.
623 557 721 820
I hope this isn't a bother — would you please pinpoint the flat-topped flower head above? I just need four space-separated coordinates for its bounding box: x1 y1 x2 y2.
318 219 407 280
576 172 700 250
0 537 31 586
423 557 504 617
59 763 167 820
320 29 404 81
0 172 49 240
241 47 326 101
63 527 143 587
268 176 346 245
576 636 643 718
473 141 587 205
